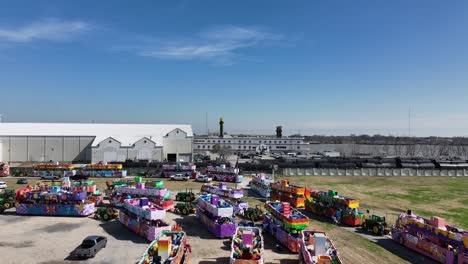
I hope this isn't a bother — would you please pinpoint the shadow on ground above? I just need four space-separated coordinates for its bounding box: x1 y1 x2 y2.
174 215 220 240
98 219 148 244
374 238 438 264
198 256 230 264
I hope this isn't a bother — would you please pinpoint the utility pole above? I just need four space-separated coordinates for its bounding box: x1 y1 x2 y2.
205 112 208 135
408 106 411 137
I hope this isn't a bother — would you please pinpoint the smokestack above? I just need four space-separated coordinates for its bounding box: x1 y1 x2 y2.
276 126 282 138
219 117 224 138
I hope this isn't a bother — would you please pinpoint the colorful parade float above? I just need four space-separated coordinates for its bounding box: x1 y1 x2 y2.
305 189 365 227
63 176 104 206
299 230 342 264
137 231 191 264
206 165 243 183
15 184 95 216
33 163 76 177
81 163 127 177
118 198 172 241
201 182 247 215
392 210 468 264
249 173 274 198
201 182 244 199
263 201 310 252
196 194 237 238
270 180 305 208
230 227 264 264
157 164 199 179
109 177 174 211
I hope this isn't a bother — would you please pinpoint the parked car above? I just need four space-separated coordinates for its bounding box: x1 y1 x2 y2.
16 178 28 184
71 236 107 259
170 174 190 181
195 175 213 182
0 181 7 189
40 174 59 180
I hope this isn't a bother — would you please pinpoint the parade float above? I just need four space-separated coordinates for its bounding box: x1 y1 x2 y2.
138 231 191 264
305 189 365 227
118 198 172 241
230 227 264 264
65 177 104 206
299 230 342 264
157 164 199 179
33 163 76 177
200 182 248 215
0 162 10 177
270 180 305 208
81 163 127 177
249 173 273 198
263 201 309 252
15 185 94 216
196 194 237 238
392 210 468 264
201 182 244 199
206 165 243 183
109 177 174 211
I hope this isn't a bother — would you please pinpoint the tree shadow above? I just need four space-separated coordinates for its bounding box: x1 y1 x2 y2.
98 220 148 244
373 238 438 264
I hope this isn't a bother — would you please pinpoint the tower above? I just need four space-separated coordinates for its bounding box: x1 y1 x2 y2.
276 126 282 138
219 117 224 138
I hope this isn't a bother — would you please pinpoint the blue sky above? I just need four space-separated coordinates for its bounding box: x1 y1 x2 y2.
1 1 468 136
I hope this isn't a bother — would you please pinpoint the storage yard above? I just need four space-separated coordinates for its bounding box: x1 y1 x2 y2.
0 175 466 263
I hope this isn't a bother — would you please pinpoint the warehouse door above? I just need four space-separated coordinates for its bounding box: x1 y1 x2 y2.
167 154 177 162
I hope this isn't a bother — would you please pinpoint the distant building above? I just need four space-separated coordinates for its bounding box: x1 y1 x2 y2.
194 135 309 153
0 123 193 163
194 122 309 154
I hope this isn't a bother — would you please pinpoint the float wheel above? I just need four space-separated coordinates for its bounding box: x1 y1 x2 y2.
14 201 19 208
373 225 379 235
103 213 110 221
182 208 189 215
185 196 191 202
3 202 11 209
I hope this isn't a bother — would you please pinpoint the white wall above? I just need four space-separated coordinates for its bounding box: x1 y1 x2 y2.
163 129 193 161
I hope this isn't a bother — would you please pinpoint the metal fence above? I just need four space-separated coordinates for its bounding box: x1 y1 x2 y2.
280 168 468 176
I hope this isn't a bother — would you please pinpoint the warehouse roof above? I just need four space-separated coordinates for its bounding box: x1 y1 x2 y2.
0 123 193 147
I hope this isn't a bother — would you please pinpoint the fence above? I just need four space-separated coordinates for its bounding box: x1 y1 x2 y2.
280 168 468 177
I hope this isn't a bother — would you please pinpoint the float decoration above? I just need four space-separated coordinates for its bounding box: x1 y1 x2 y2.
118 198 171 241
270 180 305 208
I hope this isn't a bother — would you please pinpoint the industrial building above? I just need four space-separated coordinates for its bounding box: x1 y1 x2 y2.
0 123 193 163
194 122 310 154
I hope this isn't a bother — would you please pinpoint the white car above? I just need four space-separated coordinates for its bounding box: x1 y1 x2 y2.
195 175 213 182
0 181 7 189
170 174 190 181
40 174 60 180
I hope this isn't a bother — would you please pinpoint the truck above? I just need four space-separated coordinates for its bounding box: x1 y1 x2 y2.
171 174 190 181
71 236 107 259
361 213 391 236
195 175 213 182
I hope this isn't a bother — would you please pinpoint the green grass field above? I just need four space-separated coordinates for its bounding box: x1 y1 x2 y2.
276 175 468 229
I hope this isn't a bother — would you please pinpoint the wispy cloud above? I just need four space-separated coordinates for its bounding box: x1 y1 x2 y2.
0 19 89 43
138 26 282 64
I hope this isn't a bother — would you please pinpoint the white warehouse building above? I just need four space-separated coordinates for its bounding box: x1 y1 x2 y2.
0 123 193 163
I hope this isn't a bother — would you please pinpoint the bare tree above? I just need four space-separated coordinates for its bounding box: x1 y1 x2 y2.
211 144 232 161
